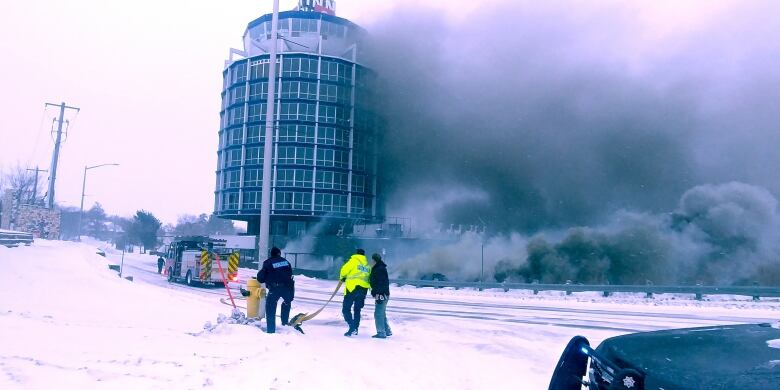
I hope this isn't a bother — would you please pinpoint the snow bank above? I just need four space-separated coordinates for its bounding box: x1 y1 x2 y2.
0 241 231 388
0 240 562 389
2 239 778 389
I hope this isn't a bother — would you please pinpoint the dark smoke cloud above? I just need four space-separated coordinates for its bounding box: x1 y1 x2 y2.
391 183 780 285
363 1 780 233
354 1 780 284
508 182 780 285
365 2 701 233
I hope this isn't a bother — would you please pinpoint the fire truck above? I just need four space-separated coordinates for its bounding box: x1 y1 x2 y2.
164 236 239 286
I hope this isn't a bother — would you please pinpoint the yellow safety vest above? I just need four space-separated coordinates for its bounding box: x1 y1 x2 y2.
340 254 371 293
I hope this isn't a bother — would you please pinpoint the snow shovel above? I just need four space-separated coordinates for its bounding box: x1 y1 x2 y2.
289 280 343 334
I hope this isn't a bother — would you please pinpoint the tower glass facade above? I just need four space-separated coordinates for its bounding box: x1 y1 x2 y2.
215 10 381 236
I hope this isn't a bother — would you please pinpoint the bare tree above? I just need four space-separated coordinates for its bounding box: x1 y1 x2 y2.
1 163 46 205
0 166 6 194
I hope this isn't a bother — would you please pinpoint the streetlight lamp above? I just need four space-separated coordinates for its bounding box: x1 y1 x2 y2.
78 163 119 241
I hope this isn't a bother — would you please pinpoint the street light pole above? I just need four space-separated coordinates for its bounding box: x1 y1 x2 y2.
481 242 484 291
78 163 119 241
257 0 280 268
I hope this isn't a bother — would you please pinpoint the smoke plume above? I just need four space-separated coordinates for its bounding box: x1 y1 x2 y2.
391 183 780 285
357 1 780 284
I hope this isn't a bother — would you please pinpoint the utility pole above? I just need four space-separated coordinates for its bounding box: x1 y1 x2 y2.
45 102 80 209
480 242 484 291
257 0 280 269
26 167 47 205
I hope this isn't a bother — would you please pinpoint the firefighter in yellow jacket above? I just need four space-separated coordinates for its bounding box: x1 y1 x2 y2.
340 248 371 337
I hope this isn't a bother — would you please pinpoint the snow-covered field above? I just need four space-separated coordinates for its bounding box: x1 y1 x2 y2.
1 239 778 389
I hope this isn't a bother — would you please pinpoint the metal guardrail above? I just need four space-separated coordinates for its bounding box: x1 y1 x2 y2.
0 230 34 248
390 279 780 300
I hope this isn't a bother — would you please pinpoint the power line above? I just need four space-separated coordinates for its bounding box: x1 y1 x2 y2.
49 118 57 142
27 105 49 167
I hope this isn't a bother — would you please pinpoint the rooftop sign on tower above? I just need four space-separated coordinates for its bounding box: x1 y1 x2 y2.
297 0 336 15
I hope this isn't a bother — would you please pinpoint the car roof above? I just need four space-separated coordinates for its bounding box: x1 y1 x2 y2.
596 323 780 389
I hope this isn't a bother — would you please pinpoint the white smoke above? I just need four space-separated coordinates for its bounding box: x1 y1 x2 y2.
394 232 527 281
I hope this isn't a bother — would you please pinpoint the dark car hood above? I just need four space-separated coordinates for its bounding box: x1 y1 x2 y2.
595 323 780 390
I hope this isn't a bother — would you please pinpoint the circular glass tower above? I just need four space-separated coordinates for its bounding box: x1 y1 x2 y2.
215 10 381 237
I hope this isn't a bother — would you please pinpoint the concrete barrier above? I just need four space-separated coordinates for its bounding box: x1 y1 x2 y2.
0 230 34 248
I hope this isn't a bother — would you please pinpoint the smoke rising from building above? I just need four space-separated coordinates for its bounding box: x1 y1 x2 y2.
358 1 780 284
390 182 780 285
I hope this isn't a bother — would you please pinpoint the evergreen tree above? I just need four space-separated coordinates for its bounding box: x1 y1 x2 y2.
128 210 161 252
172 213 235 236
84 203 109 239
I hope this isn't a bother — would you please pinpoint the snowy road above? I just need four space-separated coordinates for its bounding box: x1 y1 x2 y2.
117 249 779 335
4 240 776 390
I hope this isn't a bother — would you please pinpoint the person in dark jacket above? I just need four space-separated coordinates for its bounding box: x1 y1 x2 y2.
369 253 392 339
256 247 294 334
157 256 165 274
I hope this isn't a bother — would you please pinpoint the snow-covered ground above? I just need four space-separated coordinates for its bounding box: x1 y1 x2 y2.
1 239 778 389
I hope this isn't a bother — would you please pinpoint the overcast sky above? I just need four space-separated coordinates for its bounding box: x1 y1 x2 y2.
0 0 738 224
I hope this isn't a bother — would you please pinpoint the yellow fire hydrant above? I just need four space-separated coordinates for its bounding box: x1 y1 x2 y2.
246 278 267 319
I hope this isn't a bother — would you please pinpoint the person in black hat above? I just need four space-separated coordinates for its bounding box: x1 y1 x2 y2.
257 247 294 334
